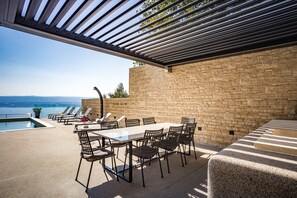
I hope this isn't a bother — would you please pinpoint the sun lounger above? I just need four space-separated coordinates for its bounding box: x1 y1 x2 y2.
64 108 92 125
57 107 82 123
52 107 76 120
48 106 70 119
73 112 112 129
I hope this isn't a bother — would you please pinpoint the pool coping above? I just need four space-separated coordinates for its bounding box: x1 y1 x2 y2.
0 117 55 133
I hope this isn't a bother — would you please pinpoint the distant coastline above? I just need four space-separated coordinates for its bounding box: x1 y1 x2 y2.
0 96 84 108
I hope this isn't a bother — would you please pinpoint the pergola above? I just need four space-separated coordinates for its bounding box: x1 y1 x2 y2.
1 0 297 69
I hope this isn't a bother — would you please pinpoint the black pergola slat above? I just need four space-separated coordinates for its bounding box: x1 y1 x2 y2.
69 0 111 34
105 0 186 43
141 1 295 58
16 0 25 15
96 0 165 41
108 0 189 45
1 0 296 68
88 0 145 39
154 10 297 61
165 31 297 66
158 17 297 62
38 0 59 25
79 0 128 36
49 0 77 27
25 0 42 21
132 0 279 53
122 0 253 49
59 0 93 31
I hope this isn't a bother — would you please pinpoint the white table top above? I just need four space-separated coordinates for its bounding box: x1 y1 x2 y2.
94 123 182 142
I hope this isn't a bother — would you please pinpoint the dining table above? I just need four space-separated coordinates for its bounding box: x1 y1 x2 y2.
79 122 183 183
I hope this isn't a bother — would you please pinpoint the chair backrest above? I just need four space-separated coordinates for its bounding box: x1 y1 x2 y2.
101 120 119 129
68 107 76 115
143 117 156 125
167 125 183 141
184 123 197 138
96 112 111 123
62 106 70 114
142 128 163 147
117 115 126 123
181 117 196 124
125 118 140 127
83 108 92 117
104 112 112 120
77 131 93 156
74 107 82 116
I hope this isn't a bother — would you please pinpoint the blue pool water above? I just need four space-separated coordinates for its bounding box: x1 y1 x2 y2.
0 118 45 131
0 107 75 118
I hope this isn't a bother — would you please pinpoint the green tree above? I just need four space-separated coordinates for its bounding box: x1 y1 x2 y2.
139 0 201 32
108 83 129 98
132 61 145 67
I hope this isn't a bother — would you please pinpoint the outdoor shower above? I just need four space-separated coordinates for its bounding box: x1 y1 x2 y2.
93 86 103 119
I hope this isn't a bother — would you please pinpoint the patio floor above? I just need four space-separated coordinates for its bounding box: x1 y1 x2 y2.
0 119 221 198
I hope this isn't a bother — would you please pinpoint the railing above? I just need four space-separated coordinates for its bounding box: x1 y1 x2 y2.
0 113 32 119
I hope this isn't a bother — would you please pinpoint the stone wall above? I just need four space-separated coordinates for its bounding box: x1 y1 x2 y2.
83 45 297 147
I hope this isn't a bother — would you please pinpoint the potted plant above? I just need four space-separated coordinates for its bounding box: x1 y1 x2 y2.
33 108 42 118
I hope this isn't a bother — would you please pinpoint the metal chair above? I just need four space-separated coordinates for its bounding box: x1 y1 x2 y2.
75 131 118 193
181 117 196 124
132 128 164 187
154 126 184 173
125 118 141 127
178 122 197 165
143 117 156 125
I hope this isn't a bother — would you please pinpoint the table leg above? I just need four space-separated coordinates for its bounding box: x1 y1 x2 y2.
102 137 105 167
128 141 132 182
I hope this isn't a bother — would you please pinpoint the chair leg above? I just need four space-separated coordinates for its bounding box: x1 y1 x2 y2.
165 151 170 174
123 146 127 177
192 139 197 160
116 147 120 159
182 145 187 165
111 148 114 170
141 158 145 187
178 145 184 167
75 156 83 181
113 156 119 182
157 152 164 178
86 161 93 193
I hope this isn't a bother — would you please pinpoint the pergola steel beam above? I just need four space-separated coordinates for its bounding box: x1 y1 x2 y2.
0 0 296 68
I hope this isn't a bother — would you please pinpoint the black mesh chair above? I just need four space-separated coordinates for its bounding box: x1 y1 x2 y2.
143 117 156 125
178 123 197 165
132 128 164 187
154 126 184 173
181 117 196 124
125 118 141 146
125 118 141 127
75 131 118 193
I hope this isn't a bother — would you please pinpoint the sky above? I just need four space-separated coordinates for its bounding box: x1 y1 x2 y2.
0 27 133 98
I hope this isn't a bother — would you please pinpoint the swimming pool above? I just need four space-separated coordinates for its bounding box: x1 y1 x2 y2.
0 118 50 132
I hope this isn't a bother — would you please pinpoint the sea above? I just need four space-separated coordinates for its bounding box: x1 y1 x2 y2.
0 96 83 118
